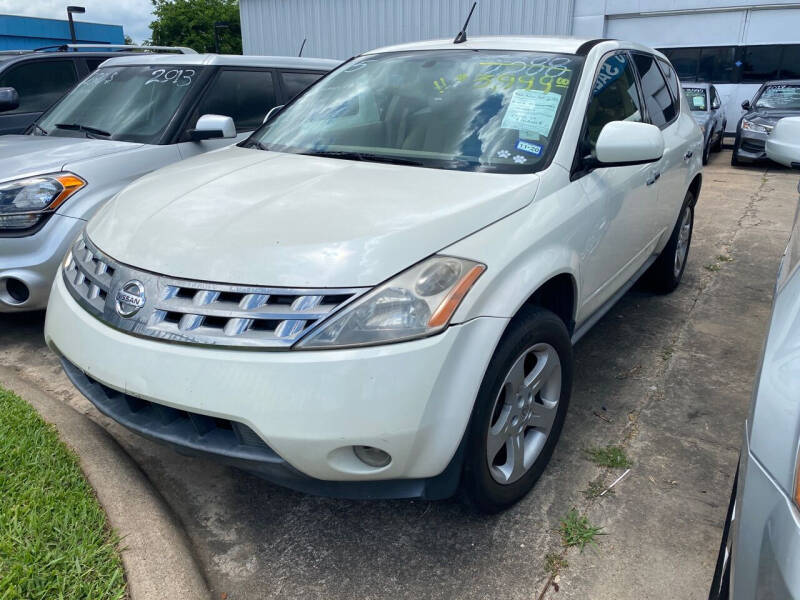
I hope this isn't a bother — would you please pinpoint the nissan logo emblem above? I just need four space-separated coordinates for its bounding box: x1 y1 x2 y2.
115 280 146 317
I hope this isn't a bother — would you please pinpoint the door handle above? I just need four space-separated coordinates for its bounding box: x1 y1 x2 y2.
684 150 693 160
646 171 661 186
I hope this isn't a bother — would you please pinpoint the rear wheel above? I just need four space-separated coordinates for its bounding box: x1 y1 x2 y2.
646 192 694 294
462 307 572 513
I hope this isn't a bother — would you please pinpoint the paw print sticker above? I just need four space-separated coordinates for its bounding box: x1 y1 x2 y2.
497 149 511 158
513 155 527 164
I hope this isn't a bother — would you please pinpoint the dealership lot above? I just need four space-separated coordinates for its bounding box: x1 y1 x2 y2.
1 149 797 599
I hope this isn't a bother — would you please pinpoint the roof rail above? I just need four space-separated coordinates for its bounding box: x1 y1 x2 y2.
29 43 197 54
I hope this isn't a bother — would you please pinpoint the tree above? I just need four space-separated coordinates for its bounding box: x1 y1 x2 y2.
149 0 242 54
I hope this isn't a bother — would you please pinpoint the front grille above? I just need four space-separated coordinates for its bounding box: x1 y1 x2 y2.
63 234 365 348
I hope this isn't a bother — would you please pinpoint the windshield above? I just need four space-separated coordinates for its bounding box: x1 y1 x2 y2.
683 87 707 111
754 84 800 110
247 50 582 173
35 65 202 143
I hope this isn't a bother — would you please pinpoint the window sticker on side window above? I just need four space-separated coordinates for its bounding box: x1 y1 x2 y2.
501 89 562 138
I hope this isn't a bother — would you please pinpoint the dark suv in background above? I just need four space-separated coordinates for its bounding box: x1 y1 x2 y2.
0 44 194 135
732 79 800 165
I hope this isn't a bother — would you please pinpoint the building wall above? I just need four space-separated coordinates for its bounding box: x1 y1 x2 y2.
240 0 574 59
0 14 124 51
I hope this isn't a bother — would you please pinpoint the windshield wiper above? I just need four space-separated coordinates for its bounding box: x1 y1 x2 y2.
243 140 269 151
54 122 111 139
300 150 424 167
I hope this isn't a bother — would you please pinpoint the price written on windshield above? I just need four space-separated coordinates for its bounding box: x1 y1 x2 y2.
146 69 196 87
433 71 571 94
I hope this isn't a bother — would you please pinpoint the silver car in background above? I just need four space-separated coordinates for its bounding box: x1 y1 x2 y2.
0 53 337 312
709 116 800 599
682 82 726 165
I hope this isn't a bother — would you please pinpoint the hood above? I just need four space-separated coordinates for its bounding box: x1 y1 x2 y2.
0 135 142 181
88 146 540 288
745 109 800 125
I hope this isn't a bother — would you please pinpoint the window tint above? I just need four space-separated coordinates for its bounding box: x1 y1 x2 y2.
584 53 642 149
657 58 681 111
710 86 720 108
85 58 107 72
0 60 77 114
698 47 737 83
742 45 781 82
633 53 676 128
280 71 323 101
780 45 800 79
196 69 276 131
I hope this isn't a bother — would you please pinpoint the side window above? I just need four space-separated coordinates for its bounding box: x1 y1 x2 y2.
633 53 676 128
0 60 78 114
280 71 323 102
583 53 642 150
85 58 107 73
710 86 719 108
195 69 277 131
657 58 681 113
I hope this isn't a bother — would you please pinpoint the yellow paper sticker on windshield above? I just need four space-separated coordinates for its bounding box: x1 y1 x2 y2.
501 89 562 138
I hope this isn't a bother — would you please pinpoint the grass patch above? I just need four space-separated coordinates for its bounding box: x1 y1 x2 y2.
704 263 721 272
560 509 604 552
544 552 568 577
0 386 126 600
716 254 733 262
582 479 613 500
584 445 632 469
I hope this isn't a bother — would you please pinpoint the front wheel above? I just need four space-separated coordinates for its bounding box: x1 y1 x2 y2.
461 307 573 513
645 192 694 294
702 139 711 165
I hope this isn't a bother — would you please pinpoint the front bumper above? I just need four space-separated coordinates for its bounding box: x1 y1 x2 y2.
0 213 85 312
735 130 768 162
730 427 800 599
46 272 508 495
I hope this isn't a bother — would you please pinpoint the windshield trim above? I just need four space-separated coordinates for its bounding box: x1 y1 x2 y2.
241 49 585 175
29 64 212 145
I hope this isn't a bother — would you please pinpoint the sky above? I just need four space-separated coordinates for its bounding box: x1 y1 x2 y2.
0 0 155 44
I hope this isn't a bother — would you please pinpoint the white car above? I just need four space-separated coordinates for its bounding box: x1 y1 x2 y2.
765 116 800 168
46 36 703 512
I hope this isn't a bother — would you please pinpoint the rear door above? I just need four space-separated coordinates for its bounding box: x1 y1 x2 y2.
0 59 78 134
634 54 688 242
177 67 278 158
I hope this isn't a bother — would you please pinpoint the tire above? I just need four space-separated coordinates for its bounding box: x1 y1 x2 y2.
731 134 741 166
461 306 573 513
646 191 694 294
702 139 710 165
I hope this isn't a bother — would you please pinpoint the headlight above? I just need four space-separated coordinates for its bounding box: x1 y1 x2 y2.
0 173 86 231
742 119 768 134
297 256 485 349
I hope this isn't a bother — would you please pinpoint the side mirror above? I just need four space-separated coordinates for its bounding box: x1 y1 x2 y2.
0 87 19 112
190 114 236 141
593 121 664 167
741 99 751 111
712 100 721 110
765 117 800 169
263 104 284 124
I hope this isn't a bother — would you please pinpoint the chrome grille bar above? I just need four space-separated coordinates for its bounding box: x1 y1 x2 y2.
62 234 366 349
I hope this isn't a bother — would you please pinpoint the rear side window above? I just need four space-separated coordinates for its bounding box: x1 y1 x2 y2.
583 53 642 150
196 69 277 131
633 53 676 128
280 71 323 102
657 58 681 108
0 60 78 114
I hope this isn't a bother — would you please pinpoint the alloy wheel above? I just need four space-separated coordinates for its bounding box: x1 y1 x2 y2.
674 206 692 278
486 343 562 484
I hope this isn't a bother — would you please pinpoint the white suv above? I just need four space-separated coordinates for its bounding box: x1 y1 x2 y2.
46 37 703 512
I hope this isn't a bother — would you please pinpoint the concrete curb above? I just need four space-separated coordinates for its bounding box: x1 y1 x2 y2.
0 366 211 600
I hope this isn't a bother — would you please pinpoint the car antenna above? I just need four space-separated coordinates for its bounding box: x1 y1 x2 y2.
453 2 477 44
298 38 307 57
